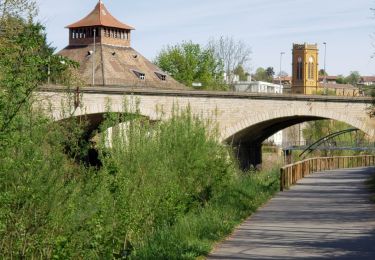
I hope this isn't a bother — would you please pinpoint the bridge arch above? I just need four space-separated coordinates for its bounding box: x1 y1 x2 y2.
222 107 374 143
54 102 161 123
222 107 374 170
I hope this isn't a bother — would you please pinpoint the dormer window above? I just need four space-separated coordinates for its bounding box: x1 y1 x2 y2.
155 72 167 81
133 70 145 80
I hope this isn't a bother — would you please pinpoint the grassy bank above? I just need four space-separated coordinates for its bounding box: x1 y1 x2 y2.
90 109 280 259
135 169 279 259
0 107 280 259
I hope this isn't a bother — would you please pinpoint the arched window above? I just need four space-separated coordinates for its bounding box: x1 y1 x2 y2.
297 57 303 80
308 57 314 79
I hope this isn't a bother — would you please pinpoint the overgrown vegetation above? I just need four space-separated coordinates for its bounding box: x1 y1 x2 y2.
0 4 279 258
0 100 280 258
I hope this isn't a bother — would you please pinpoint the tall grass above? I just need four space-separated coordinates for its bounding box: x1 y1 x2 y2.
0 103 280 259
89 107 280 259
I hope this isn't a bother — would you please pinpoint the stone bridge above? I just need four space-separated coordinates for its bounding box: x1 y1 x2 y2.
36 86 375 169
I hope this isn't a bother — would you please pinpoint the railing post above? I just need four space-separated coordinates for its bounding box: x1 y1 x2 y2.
280 168 285 191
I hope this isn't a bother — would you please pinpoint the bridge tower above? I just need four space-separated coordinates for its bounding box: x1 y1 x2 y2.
292 43 319 94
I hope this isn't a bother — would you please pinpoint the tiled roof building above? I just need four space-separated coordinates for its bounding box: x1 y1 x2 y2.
58 1 185 89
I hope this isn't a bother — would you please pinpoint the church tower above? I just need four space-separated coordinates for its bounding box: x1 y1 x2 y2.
58 1 184 89
292 43 319 94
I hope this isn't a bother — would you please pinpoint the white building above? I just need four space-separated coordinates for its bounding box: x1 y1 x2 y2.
233 81 283 94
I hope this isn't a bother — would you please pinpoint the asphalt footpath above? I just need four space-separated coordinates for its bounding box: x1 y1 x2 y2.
208 167 375 260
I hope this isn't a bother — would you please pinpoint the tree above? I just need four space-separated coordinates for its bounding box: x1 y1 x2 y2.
0 18 77 138
319 69 328 76
336 74 346 84
0 0 37 20
266 67 275 78
155 41 225 90
233 65 249 81
345 71 361 86
208 36 252 84
0 4 89 258
253 67 274 83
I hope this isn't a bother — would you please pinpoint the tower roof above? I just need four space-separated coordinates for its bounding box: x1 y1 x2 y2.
66 1 135 30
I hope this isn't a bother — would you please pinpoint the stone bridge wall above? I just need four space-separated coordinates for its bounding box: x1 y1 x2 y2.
36 87 375 142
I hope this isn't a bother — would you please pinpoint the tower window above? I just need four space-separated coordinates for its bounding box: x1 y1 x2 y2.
297 57 303 80
308 57 314 79
133 70 145 80
155 72 167 81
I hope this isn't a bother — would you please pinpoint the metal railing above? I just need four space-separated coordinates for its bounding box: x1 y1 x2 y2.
280 155 375 191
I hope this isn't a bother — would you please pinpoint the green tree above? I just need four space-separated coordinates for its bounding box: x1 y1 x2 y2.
253 67 274 82
266 67 275 79
233 65 249 81
0 19 77 139
0 11 86 258
155 41 225 90
319 69 328 76
336 74 346 84
345 71 361 85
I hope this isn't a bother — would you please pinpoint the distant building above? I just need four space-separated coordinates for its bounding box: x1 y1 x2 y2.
292 43 319 94
320 83 360 96
359 76 375 86
233 81 283 94
318 75 338 84
58 1 185 89
273 76 292 86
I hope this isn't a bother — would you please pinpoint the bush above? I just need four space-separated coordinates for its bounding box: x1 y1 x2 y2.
0 104 280 259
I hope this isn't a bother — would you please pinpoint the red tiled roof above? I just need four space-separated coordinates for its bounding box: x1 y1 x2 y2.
361 76 375 82
318 75 338 81
320 83 355 89
66 1 135 30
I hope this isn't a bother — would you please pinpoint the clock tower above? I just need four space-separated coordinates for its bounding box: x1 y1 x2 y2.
292 43 319 94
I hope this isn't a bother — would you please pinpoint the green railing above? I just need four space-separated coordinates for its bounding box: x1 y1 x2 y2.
280 155 375 191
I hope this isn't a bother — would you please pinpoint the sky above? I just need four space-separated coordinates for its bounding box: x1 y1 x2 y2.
35 0 375 76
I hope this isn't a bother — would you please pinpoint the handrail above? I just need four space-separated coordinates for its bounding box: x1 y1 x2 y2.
280 155 375 191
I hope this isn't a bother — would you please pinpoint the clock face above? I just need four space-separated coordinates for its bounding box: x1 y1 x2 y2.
297 57 302 62
309 57 314 63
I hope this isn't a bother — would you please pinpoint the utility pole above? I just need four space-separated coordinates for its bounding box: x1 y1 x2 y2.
47 56 51 85
92 28 96 86
279 52 285 86
323 42 327 94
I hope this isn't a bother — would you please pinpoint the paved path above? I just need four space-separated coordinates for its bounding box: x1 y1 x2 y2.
208 167 375 259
